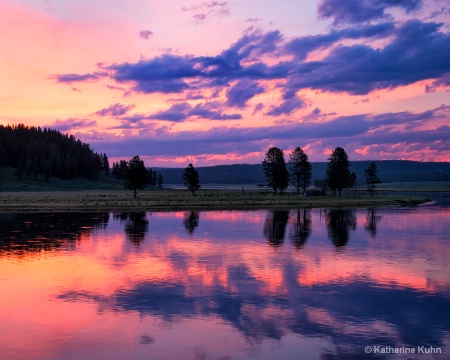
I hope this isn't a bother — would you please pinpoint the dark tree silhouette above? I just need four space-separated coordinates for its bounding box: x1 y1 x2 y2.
325 209 356 247
326 147 353 196
365 208 382 237
183 163 201 195
289 209 311 249
289 147 312 195
124 212 149 245
0 212 109 255
103 153 110 176
112 160 128 179
183 211 200 234
14 160 24 179
364 162 382 197
125 155 148 198
0 124 106 180
263 210 290 247
263 147 289 194
158 173 164 189
44 160 52 182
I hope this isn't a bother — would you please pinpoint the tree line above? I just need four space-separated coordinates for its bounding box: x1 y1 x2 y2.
262 146 381 196
156 161 450 185
0 124 109 181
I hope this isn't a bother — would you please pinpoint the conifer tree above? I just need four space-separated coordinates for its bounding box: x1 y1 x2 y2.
263 147 289 194
326 147 352 196
125 155 148 198
289 147 312 195
364 162 381 197
183 163 201 195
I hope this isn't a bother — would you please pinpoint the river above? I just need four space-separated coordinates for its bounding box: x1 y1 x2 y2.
0 195 449 359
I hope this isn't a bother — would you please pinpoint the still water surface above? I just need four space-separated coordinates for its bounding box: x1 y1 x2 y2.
0 199 449 359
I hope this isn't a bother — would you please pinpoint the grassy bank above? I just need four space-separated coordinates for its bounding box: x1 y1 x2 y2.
0 189 431 212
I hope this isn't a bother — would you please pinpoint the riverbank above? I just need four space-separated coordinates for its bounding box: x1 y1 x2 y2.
0 190 432 212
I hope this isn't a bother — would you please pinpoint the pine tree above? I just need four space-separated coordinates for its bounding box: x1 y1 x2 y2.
263 147 289 194
125 155 148 198
326 147 352 196
183 163 201 195
103 153 110 176
289 147 312 195
364 162 381 197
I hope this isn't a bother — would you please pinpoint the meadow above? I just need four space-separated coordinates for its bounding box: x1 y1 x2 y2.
0 189 431 212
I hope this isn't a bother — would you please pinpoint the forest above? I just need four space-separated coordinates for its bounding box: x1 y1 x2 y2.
0 124 108 180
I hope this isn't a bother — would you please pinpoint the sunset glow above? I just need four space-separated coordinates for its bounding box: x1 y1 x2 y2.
1 0 449 166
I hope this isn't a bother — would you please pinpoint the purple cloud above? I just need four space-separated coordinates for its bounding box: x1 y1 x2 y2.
318 0 422 25
252 103 264 115
123 101 242 122
139 30 154 39
148 102 191 121
46 118 97 132
267 97 306 116
283 20 450 95
226 80 265 107
54 20 450 98
95 103 136 117
53 72 106 83
188 101 242 120
182 1 230 23
284 22 395 61
94 106 449 160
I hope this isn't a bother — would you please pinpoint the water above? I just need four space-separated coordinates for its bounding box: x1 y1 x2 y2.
0 199 449 359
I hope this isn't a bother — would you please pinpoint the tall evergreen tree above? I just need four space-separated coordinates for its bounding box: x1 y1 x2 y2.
263 147 289 194
364 162 381 197
289 147 312 195
183 163 201 195
158 173 163 189
325 147 352 196
125 155 148 198
103 153 110 176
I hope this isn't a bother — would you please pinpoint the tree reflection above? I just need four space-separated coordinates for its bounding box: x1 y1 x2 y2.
114 212 149 245
263 210 290 247
0 213 109 255
325 209 356 247
365 208 382 238
289 209 311 249
183 211 200 234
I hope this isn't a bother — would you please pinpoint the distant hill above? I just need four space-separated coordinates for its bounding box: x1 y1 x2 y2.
156 161 450 185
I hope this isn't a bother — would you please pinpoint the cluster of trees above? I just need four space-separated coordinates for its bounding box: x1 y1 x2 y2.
114 158 201 197
262 147 312 195
112 161 163 189
0 124 109 181
263 146 382 195
111 156 164 197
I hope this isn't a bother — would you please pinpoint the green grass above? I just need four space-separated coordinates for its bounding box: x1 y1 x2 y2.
0 189 431 212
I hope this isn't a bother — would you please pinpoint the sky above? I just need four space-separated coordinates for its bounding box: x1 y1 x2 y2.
1 0 449 166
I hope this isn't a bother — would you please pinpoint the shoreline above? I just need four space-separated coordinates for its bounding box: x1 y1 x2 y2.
0 190 432 213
